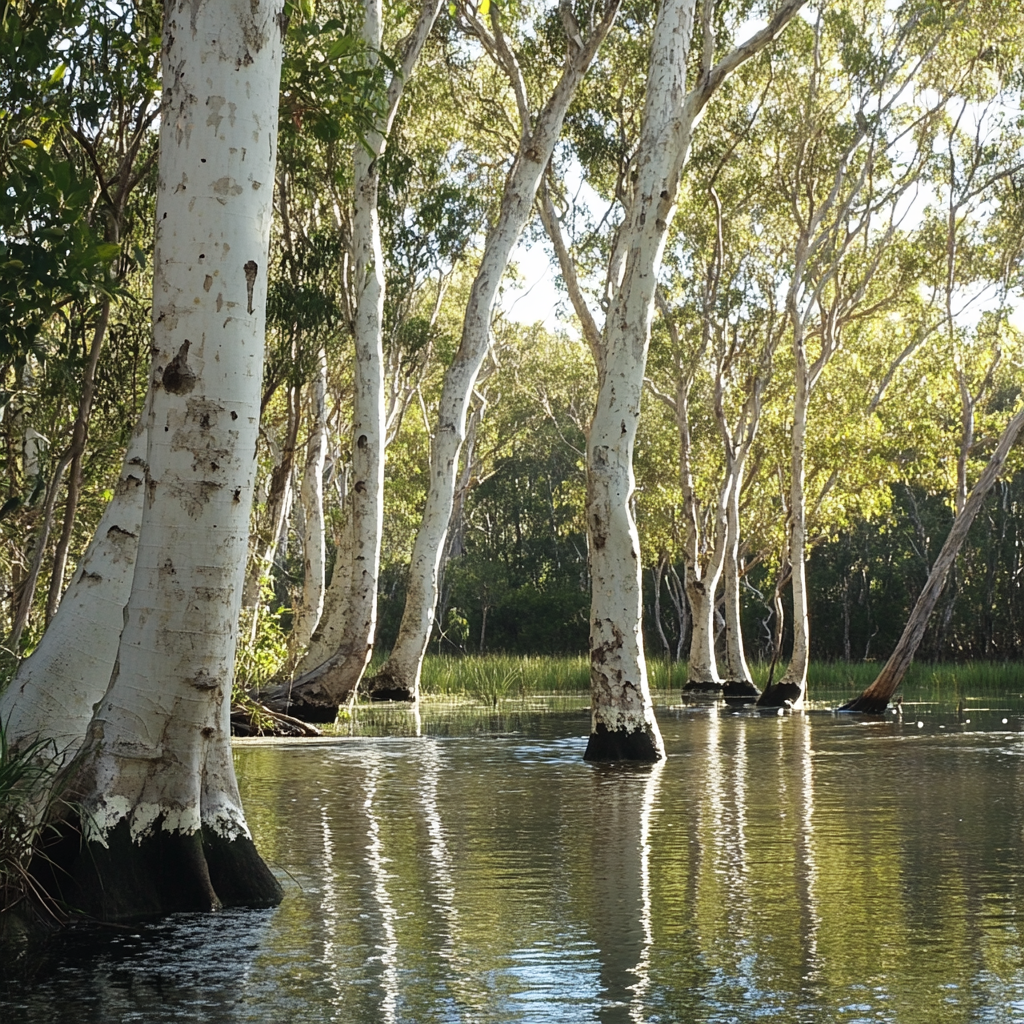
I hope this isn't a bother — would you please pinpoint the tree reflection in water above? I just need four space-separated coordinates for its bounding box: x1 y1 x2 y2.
5 703 1024 1023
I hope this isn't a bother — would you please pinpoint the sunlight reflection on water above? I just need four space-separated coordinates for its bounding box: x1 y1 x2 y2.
6 702 1024 1023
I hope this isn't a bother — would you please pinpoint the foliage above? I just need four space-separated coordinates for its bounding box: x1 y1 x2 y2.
0 718 67 919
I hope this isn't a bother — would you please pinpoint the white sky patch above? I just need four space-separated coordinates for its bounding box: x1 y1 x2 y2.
500 158 607 336
501 237 565 330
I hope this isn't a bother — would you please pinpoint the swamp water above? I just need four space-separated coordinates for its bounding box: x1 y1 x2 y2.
6 693 1024 1022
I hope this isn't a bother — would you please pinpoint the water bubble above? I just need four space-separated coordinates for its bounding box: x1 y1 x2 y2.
1003 718 1009 725
917 721 924 728
965 718 971 724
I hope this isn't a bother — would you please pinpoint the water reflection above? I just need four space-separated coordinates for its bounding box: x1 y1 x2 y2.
363 753 400 1023
6 704 1024 1023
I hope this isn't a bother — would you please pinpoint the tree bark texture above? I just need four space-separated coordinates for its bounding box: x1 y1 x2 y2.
585 0 698 761
0 417 147 761
370 3 622 704
586 0 807 751
45 0 287 920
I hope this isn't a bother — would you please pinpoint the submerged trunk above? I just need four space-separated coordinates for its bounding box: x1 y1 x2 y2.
758 323 809 709
585 0 696 762
585 0 805 758
840 401 1024 713
34 0 286 921
721 463 757 699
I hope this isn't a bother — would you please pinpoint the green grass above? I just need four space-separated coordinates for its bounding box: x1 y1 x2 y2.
394 653 1024 707
418 654 590 702
0 720 68 922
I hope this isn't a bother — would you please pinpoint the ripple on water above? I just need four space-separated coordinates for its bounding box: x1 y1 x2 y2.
7 707 1024 1023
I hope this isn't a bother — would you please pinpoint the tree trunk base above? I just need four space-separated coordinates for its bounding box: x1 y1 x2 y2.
722 679 760 705
36 818 282 924
836 693 891 714
231 700 323 736
755 682 804 709
682 680 723 698
259 659 357 722
363 671 415 702
584 722 663 763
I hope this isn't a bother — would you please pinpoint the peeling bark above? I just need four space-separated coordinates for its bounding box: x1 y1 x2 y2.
0 416 147 761
28 0 287 919
369 0 624 705
586 0 806 755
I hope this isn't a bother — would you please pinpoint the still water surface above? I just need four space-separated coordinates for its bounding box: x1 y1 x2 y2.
5 696 1024 1023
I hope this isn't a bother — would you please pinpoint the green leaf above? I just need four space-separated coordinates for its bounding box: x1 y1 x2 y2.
326 36 356 60
92 242 121 262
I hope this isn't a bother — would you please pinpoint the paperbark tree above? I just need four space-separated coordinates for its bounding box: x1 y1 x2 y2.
0 417 146 761
365 0 624 705
755 9 945 709
290 348 329 654
260 0 442 720
583 0 807 760
27 0 286 921
645 291 724 694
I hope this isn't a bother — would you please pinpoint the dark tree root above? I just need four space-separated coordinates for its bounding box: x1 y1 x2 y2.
682 680 724 698
35 818 282 924
836 694 891 714
363 672 415 702
584 722 663 763
202 828 283 908
722 680 760 704
755 682 804 708
282 698 344 724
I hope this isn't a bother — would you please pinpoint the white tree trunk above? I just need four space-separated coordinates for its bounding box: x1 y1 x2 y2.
290 349 328 654
761 329 809 709
271 0 443 717
585 0 807 757
371 7 622 703
721 462 755 691
585 0 699 762
682 480 729 690
285 0 387 712
44 0 285 921
0 416 147 761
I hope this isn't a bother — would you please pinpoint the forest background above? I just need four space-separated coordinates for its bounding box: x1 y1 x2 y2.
2 0 1023 705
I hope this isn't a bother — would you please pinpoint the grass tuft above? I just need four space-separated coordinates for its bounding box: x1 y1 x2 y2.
0 720 69 923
